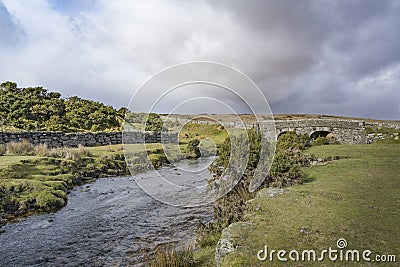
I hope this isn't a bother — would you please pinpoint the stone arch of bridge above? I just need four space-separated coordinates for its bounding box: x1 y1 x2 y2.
310 130 335 140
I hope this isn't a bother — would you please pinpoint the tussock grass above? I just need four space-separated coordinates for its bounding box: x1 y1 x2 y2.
6 140 34 155
146 244 195 267
0 144 5 155
59 144 93 160
33 144 49 156
4 141 93 160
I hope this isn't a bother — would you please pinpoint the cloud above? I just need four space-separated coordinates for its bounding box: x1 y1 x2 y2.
0 0 399 119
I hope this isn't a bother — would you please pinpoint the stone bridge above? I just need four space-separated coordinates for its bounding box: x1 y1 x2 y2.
273 119 367 144
260 119 400 144
166 116 400 144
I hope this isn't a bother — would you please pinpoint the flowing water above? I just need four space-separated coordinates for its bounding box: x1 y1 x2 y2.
0 159 214 266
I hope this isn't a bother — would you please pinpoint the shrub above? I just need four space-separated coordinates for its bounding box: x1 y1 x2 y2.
145 113 164 132
312 136 340 146
277 131 310 150
206 128 316 234
6 140 34 155
186 138 201 159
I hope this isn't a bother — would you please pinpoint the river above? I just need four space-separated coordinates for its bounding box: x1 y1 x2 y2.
0 159 214 266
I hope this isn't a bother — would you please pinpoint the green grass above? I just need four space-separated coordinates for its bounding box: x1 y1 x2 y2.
179 123 228 144
194 144 400 266
0 155 38 169
376 138 400 144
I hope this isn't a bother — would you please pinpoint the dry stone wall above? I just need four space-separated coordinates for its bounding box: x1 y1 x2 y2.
0 131 178 148
2 118 398 147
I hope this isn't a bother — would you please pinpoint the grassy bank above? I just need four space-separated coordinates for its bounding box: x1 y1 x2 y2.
195 144 400 266
0 144 125 221
0 144 176 222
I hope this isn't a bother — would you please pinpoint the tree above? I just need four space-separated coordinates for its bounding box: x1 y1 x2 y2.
0 81 121 132
145 113 163 132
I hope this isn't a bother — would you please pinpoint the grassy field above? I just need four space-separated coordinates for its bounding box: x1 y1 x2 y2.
195 144 400 266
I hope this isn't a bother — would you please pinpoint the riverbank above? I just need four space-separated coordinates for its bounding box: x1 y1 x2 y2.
194 144 400 266
0 123 227 224
0 169 213 266
0 144 172 223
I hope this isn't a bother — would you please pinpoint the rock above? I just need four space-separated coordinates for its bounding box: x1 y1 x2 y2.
215 222 253 266
300 226 309 234
254 188 286 199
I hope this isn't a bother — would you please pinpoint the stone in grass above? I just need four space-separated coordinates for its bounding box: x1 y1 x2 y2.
215 221 253 266
257 188 286 199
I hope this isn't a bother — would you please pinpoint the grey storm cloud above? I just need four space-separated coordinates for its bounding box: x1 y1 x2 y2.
0 0 399 119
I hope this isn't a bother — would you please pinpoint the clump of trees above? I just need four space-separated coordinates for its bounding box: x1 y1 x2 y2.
0 81 121 132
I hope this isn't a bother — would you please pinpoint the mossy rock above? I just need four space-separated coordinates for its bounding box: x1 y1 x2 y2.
215 222 254 267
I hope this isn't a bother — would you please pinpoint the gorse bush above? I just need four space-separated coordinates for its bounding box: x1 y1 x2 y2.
277 131 310 150
200 129 316 242
312 136 340 146
0 81 121 132
145 113 164 132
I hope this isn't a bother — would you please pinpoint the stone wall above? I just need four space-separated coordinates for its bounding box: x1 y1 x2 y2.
6 118 392 148
0 131 178 148
366 132 399 143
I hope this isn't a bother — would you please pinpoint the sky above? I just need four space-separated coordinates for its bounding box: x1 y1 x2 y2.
0 0 399 119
